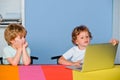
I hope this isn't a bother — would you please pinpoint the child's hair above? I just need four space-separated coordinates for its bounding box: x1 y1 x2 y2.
4 23 27 45
72 25 92 45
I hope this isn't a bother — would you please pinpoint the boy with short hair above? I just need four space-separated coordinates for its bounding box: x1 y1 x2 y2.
3 23 31 65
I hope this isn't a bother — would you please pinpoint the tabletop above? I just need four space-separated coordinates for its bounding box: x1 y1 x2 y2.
0 64 120 80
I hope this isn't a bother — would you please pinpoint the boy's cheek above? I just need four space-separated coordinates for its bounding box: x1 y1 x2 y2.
15 37 21 41
14 39 23 44
22 37 26 43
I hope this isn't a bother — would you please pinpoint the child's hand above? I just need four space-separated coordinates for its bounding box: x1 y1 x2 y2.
23 41 28 48
110 39 119 46
13 38 23 50
22 37 28 48
72 60 81 67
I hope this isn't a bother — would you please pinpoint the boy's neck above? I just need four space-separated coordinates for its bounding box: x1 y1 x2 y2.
78 45 86 50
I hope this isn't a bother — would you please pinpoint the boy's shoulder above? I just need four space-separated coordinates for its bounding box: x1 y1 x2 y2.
4 46 14 51
4 46 12 49
71 46 85 52
70 46 79 51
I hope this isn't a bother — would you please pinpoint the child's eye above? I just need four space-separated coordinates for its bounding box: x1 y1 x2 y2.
20 37 22 39
80 37 84 39
86 36 89 38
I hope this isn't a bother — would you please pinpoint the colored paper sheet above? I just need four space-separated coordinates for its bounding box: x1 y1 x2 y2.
0 65 19 80
41 65 73 80
19 65 45 80
73 65 120 80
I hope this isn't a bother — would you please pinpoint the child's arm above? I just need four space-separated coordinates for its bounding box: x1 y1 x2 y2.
6 38 30 66
22 48 31 65
22 38 31 65
58 56 81 66
7 39 23 66
6 48 22 66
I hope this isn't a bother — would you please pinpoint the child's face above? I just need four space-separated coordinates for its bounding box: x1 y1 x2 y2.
10 36 25 44
75 31 90 49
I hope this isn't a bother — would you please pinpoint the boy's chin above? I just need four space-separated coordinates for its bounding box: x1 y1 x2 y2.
83 44 89 47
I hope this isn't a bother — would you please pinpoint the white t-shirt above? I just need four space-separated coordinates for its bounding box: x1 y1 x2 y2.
3 46 31 64
63 46 86 63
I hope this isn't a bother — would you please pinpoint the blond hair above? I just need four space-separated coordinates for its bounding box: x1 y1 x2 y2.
4 23 27 45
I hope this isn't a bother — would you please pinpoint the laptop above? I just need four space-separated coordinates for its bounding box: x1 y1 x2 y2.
66 43 118 72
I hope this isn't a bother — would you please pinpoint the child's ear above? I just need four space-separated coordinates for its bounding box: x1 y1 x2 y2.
10 40 15 44
75 40 78 45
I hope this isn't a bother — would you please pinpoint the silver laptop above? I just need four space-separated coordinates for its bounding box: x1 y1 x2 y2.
66 43 118 72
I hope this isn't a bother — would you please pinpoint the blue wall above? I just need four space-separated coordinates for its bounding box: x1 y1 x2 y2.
25 0 113 64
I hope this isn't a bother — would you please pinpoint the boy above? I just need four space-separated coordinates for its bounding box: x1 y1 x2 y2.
58 25 119 66
3 23 31 65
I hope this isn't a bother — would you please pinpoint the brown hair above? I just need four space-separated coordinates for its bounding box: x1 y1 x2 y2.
72 25 92 45
4 23 27 45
